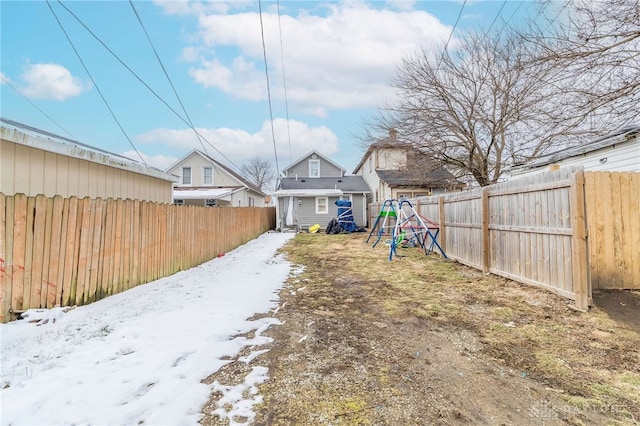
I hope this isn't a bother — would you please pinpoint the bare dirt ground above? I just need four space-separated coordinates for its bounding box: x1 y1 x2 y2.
201 233 640 425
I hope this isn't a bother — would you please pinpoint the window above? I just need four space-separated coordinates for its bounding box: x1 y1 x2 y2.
182 167 191 185
398 192 411 199
173 199 184 205
249 197 255 207
309 160 320 177
205 199 216 207
203 166 213 185
316 197 328 214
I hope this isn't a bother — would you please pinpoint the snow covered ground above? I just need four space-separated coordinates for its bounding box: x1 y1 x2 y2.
1 231 295 426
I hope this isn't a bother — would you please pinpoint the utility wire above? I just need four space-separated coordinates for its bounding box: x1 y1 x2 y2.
258 0 281 179
435 0 467 73
486 0 508 35
276 0 292 165
56 0 241 171
46 0 148 165
128 0 209 157
1 74 77 140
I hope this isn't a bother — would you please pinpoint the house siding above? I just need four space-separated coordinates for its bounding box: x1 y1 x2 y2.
0 138 172 203
512 137 640 178
279 194 367 229
286 154 343 178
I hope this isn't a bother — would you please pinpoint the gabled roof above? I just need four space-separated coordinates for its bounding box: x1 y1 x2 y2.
277 176 370 193
166 149 265 196
282 150 346 174
516 125 640 171
353 139 410 174
1 117 175 182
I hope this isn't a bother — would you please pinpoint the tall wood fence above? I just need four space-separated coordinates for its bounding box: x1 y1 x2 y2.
585 171 640 290
0 193 276 322
370 168 591 310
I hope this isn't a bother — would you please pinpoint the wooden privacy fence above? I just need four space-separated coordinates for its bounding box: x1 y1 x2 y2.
585 171 640 290
0 193 276 322
370 168 591 310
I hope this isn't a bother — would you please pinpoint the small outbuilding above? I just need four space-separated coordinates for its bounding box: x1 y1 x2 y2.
1 118 175 202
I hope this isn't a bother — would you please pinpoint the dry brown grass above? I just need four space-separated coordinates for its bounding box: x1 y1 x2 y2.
279 232 640 423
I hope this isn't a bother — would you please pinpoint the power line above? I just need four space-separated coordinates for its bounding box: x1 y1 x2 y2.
55 0 242 171
486 0 508 35
435 0 467 73
128 0 209 157
46 0 148 165
276 0 293 165
1 74 77 140
258 0 281 179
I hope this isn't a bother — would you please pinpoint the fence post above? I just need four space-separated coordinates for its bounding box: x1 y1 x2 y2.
438 196 446 254
0 193 9 322
482 188 490 274
570 170 590 311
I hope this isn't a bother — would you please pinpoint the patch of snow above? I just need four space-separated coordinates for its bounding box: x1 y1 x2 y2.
0 232 294 425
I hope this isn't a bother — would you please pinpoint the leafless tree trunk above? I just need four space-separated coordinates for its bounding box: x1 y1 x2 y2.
240 158 276 193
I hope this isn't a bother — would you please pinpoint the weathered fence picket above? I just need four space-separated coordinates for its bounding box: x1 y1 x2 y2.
0 194 276 322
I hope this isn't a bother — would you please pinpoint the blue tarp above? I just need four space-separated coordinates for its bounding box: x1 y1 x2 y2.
335 200 358 232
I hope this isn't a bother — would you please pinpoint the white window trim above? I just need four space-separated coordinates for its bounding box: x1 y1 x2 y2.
181 166 192 185
202 166 213 185
315 197 328 214
309 159 320 178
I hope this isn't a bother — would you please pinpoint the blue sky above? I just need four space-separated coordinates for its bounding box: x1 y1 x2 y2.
1 0 546 175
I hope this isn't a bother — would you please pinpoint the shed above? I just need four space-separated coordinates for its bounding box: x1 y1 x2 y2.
0 118 175 203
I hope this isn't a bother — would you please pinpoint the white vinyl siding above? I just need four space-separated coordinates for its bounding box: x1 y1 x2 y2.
316 196 328 214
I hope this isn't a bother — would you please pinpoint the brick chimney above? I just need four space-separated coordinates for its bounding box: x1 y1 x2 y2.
388 128 397 142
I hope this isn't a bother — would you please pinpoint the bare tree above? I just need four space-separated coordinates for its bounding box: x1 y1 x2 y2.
378 30 591 186
532 0 640 129
240 158 276 193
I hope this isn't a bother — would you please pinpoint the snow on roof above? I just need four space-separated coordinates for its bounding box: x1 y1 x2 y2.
172 187 240 200
273 188 344 197
1 117 176 182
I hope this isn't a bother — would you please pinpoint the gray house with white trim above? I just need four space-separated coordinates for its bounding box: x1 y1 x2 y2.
274 151 371 230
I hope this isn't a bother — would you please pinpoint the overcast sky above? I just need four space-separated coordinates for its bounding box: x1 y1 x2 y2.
1 0 546 174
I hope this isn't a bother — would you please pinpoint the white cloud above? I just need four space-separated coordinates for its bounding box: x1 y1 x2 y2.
123 151 179 171
135 118 338 169
180 2 452 114
19 63 90 101
0 72 10 85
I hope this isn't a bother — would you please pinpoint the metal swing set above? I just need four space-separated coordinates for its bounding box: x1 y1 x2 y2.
367 198 447 261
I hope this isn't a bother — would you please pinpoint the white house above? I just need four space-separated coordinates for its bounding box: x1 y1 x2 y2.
165 149 266 207
511 125 640 178
353 129 465 202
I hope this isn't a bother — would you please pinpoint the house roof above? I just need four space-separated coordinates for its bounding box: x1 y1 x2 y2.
166 149 265 196
172 187 241 200
516 124 640 171
278 176 371 193
376 168 463 188
282 150 346 174
1 117 175 182
352 140 411 174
